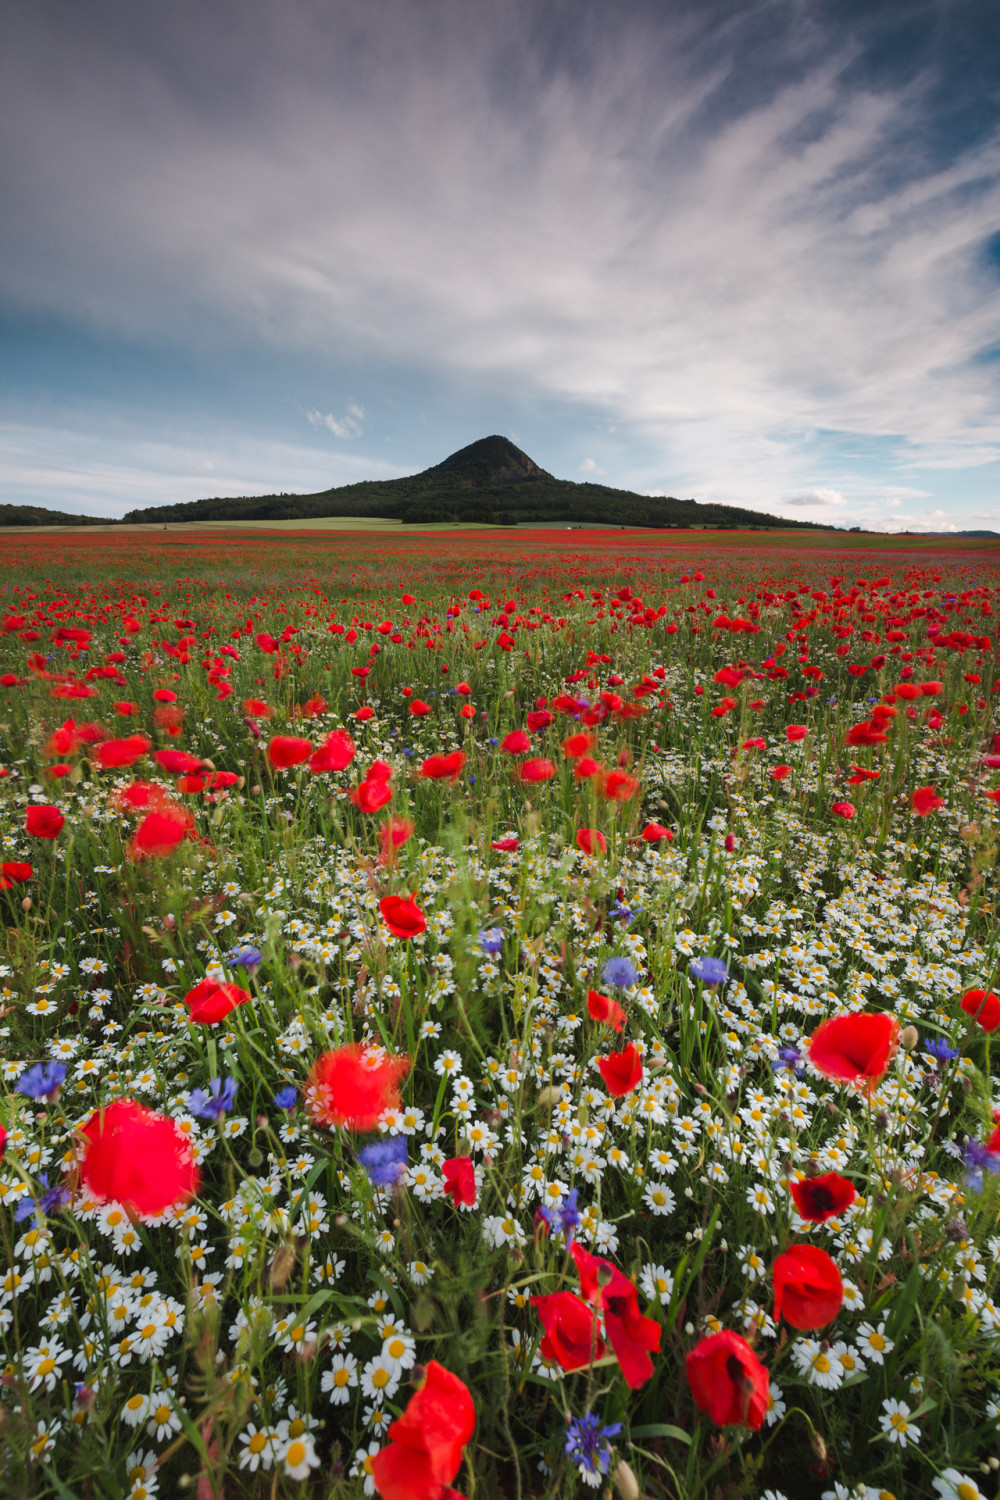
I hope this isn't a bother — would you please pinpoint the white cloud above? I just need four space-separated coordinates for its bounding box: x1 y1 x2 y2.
579 457 605 475
306 402 366 439
780 487 847 508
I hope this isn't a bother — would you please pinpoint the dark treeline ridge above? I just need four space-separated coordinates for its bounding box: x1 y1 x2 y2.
0 505 112 528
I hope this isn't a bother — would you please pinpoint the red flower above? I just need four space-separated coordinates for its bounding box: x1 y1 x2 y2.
184 979 251 1026
152 688 178 703
771 764 791 781
598 768 639 801
379 816 415 864
113 701 140 716
773 1244 843 1330
369 1361 475 1500
491 837 519 852
519 757 556 783
789 1172 857 1222
350 770 393 812
685 1329 769 1430
409 699 432 717
309 729 356 773
526 709 554 731
305 1043 410 1131
500 729 531 755
845 720 889 746
587 989 626 1033
576 828 606 855
961 989 1000 1033
639 822 673 842
420 750 467 783
442 1157 477 1207
243 698 273 718
267 735 313 770
808 1012 900 1094
26 804 64 839
0 1122 5 1158
380 895 427 940
570 1242 661 1388
530 1291 606 1372
785 724 808 742
597 1043 643 1097
153 748 204 775
97 735 151 769
562 732 594 758
128 808 195 860
77 1098 198 1216
355 705 375 721
831 801 856 819
912 785 944 816
0 861 32 890
847 764 880 784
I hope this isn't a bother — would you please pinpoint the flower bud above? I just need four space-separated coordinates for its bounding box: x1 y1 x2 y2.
614 1459 640 1500
900 1025 919 1052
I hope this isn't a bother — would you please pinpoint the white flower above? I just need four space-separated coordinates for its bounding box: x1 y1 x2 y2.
643 1183 676 1216
360 1355 401 1403
120 1391 150 1428
855 1321 893 1364
320 1353 358 1404
639 1264 674 1304
791 1338 844 1390
933 1470 986 1500
880 1397 920 1448
351 1441 383 1496
765 1382 785 1427
146 1395 182 1442
280 1433 320 1481
238 1424 278 1472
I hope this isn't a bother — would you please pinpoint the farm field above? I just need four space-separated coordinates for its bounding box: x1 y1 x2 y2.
0 525 998 1500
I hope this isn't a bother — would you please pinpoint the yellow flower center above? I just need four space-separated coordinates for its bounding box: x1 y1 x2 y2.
286 1441 305 1467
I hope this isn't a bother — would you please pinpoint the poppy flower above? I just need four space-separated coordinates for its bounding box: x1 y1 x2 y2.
420 750 467 783
442 1156 477 1207
255 632 278 654
76 1097 198 1216
355 705 375 721
184 979 251 1025
0 860 32 890
847 765 880 784
380 816 415 863
808 1012 900 1094
153 748 204 775
912 785 945 816
380 894 427 940
562 732 594 758
597 1043 643 1097
771 764 791 781
576 828 606 855
519 758 556 783
97 735 151 769
573 756 601 780
113 701 140 716
45 763 73 780
773 1244 843 1330
961 989 1000 1033
587 989 626 1032
152 688 178 703
304 1043 410 1131
309 729 355 773
530 1291 606 1372
128 807 195 860
785 724 808 742
242 698 274 719
26 805 64 839
350 774 393 813
789 1172 856 1222
845 720 889 746
491 837 519 852
409 699 432 717
685 1329 769 1430
267 735 313 770
598 769 639 802
570 1242 661 1388
526 709 555 731
831 801 856 819
639 822 673 842
500 729 531 755
369 1360 475 1500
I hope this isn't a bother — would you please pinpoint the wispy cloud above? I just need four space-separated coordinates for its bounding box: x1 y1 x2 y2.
579 457 605 475
306 401 366 439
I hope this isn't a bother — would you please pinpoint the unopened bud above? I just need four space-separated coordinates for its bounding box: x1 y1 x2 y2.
900 1025 919 1052
614 1459 640 1500
268 1241 297 1290
808 1432 827 1463
537 1085 563 1107
21 897 31 912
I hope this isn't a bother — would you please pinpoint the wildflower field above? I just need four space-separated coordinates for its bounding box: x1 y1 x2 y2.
0 523 998 1500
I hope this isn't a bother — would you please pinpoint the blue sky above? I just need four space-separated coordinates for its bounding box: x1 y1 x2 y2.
2 0 999 530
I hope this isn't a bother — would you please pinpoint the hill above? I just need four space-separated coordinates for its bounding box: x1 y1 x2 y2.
0 504 114 527
121 435 824 531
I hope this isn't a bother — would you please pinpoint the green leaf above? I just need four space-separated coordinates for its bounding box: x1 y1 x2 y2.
629 1423 691 1445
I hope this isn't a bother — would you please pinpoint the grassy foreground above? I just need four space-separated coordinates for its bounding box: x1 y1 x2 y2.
0 529 998 1500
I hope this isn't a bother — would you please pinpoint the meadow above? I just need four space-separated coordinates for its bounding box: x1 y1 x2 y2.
0 523 997 1500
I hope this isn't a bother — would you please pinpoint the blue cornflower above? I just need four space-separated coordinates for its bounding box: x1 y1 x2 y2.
772 1045 804 1077
13 1173 70 1224
228 944 262 975
188 1076 238 1121
479 928 504 956
601 956 638 991
358 1136 409 1188
540 1188 581 1246
924 1036 960 1063
689 956 729 987
273 1085 298 1110
564 1412 622 1482
961 1138 1000 1193
17 1061 67 1101
608 905 634 923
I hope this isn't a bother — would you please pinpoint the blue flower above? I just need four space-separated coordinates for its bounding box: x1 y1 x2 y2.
601 956 638 990
273 1085 298 1110
228 944 262 975
564 1412 622 1481
608 905 634 923
188 1076 238 1121
17 1062 67 1101
13 1173 69 1224
961 1138 1000 1193
358 1136 409 1187
772 1045 804 1077
479 928 504 956
689 956 729 986
923 1036 960 1063
540 1188 580 1245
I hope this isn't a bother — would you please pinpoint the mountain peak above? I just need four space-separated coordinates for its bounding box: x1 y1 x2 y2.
418 435 551 488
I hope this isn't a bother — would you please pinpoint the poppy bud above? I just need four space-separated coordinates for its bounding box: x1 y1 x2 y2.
900 1025 919 1052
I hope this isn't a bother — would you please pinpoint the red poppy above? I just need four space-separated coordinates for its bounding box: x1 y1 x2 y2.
847 765 881 784
43 721 81 757
128 807 195 860
152 688 178 703
0 860 32 890
576 828 606 855
380 816 415 863
113 701 140 716
380 894 427 940
530 1291 606 1371
355 705 375 721
420 750 467 783
304 1043 410 1131
491 837 519 852
309 729 356 773
961 988 1000 1033
409 699 432 717
573 756 601 780
598 768 639 802
526 709 555 731
785 724 808 742
912 785 945 816
184 979 251 1025
831 801 856 819
500 729 531 755
771 764 791 781
369 1360 475 1500
845 720 889 746
243 698 274 719
562 732 594 758
519 757 556 783
773 1244 843 1330
77 1097 199 1216
597 1043 643 1097
789 1172 856 1222
442 1156 477 1207
153 748 204 775
45 763 73 780
570 1242 661 1388
350 774 393 813
587 989 626 1033
97 735 151 769
685 1329 769 1430
267 735 313 770
26 804 64 839
639 822 673 842
808 1012 900 1094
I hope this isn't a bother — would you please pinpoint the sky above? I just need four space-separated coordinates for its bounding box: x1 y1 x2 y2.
2 0 999 531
